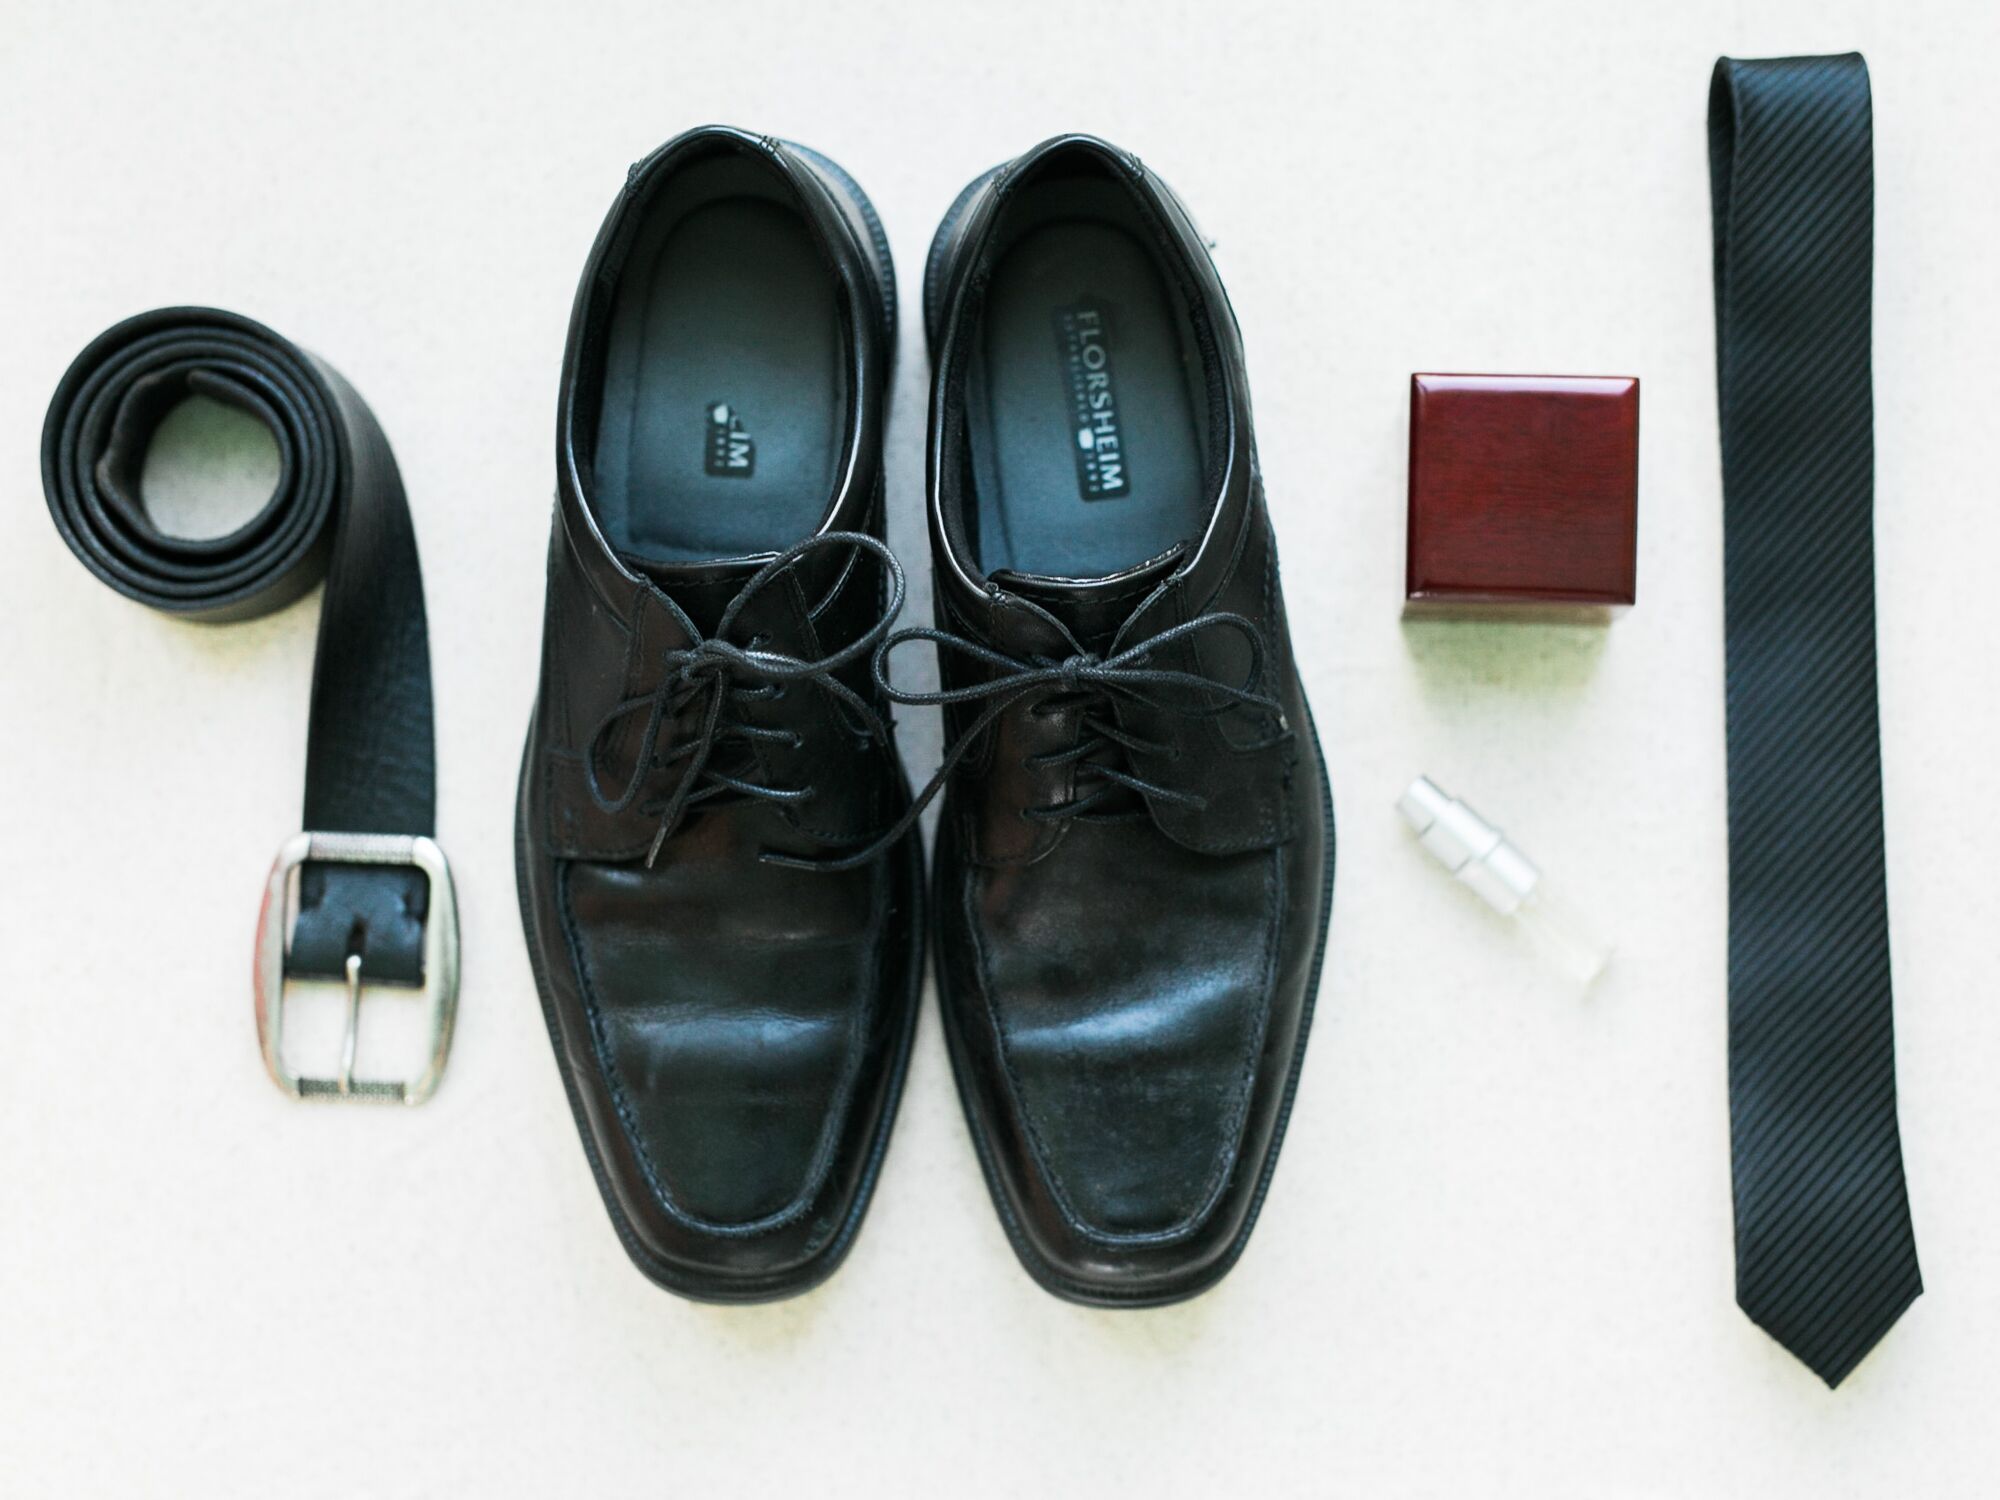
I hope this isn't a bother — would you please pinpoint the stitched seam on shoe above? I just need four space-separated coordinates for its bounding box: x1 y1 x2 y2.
778 564 893 846
964 849 1281 1247
547 563 574 752
768 569 838 843
939 591 1077 870
1166 509 1295 855
1264 508 1305 802
553 861 855 1247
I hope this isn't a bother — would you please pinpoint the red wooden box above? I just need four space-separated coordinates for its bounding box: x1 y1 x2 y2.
1405 373 1639 612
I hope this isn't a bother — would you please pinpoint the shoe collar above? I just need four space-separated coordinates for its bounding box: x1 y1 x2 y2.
926 132 1256 650
555 125 887 627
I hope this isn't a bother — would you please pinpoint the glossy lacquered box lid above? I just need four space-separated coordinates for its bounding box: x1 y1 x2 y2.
1405 373 1639 607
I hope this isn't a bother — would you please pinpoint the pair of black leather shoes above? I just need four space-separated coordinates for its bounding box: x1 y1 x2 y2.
515 127 1334 1306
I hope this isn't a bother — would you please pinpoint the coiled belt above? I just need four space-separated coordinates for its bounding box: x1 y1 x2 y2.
41 307 458 1102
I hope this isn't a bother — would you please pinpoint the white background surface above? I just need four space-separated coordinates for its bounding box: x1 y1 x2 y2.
4 1 1998 1493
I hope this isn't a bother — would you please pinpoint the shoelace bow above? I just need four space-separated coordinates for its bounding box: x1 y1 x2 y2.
798 603 1289 873
581 531 904 866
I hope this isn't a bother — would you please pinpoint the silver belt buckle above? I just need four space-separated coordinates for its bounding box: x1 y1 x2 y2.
253 832 459 1104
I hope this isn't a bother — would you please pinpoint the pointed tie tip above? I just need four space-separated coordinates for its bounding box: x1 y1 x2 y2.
1739 1281 1921 1389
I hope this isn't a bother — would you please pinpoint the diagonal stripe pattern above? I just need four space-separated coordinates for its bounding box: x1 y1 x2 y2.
1709 52 1921 1389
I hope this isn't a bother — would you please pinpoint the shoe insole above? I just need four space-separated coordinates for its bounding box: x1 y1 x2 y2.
972 220 1205 578
593 197 842 564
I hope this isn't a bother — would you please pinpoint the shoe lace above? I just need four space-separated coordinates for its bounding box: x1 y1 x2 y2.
581 532 904 867
790 605 1288 873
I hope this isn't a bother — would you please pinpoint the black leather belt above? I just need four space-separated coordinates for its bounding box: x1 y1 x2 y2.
41 306 458 1102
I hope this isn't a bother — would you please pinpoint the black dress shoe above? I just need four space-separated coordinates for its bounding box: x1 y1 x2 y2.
890 134 1335 1305
514 126 922 1302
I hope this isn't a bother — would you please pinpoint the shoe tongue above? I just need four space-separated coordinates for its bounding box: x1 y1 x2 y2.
991 543 1185 653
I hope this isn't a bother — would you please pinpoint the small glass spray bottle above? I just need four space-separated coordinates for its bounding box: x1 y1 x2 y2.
1397 775 1612 986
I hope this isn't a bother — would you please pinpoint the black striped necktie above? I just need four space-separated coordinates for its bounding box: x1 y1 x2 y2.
1709 52 1920 1388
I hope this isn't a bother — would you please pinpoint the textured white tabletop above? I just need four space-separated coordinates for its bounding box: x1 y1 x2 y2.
5 1 1998 1493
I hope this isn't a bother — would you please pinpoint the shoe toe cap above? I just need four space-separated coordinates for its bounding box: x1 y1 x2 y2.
551 852 909 1300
